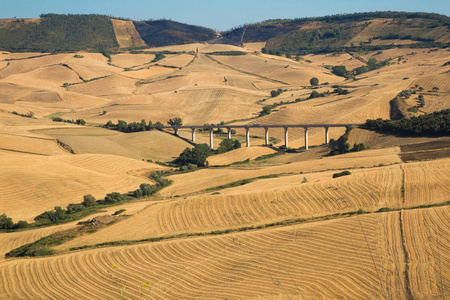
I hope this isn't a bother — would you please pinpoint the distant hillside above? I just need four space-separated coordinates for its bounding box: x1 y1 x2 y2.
0 14 119 52
133 19 219 47
221 12 450 54
0 12 448 53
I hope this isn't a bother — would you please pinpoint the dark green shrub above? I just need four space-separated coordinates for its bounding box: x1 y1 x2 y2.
134 188 144 198
14 220 29 229
66 203 85 214
82 194 96 207
76 119 85 125
333 170 352 178
310 77 319 86
140 183 156 196
261 105 272 116
104 192 124 204
113 209 126 215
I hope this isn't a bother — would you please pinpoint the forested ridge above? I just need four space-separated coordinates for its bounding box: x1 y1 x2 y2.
0 14 119 52
0 12 448 52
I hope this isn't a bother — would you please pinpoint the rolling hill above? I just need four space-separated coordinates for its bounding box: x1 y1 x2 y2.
0 12 448 52
0 10 449 300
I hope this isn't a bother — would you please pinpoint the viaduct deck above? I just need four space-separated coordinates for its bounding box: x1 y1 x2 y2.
160 124 363 149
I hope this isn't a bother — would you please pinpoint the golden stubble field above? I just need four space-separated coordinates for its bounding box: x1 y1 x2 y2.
0 43 449 299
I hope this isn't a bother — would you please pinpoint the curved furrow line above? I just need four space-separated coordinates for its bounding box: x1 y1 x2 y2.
2 210 442 299
77 251 118 299
155 202 178 233
52 256 93 298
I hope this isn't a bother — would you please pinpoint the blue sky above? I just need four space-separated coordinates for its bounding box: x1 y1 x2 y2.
2 0 449 31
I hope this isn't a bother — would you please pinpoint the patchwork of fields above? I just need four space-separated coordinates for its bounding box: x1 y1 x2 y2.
0 42 448 299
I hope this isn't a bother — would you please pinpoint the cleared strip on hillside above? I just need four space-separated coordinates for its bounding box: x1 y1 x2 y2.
110 19 146 48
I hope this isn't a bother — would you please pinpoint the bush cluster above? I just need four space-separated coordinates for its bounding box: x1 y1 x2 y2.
217 138 241 154
0 214 28 230
270 89 284 97
330 127 366 155
175 143 211 167
33 192 124 225
333 170 352 178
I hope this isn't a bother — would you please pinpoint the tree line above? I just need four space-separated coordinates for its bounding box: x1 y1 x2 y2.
363 109 450 136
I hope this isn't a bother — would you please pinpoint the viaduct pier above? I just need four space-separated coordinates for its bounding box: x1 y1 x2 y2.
161 124 363 150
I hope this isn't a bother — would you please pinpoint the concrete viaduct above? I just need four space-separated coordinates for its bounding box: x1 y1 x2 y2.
161 124 363 150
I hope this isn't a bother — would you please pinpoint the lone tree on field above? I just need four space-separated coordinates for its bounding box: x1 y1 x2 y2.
310 77 319 86
167 117 183 127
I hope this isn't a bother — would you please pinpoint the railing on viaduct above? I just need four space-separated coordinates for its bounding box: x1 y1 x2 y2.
160 124 363 150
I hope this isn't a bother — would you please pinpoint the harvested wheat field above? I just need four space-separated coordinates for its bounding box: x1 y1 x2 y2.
58 158 450 249
208 146 277 166
64 53 122 81
1 208 449 299
58 163 405 248
0 132 68 155
0 153 164 221
110 53 155 69
67 74 138 97
0 37 449 300
38 127 194 161
159 148 403 196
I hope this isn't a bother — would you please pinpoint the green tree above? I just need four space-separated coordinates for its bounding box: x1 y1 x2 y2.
66 203 84 214
175 143 211 167
82 194 96 207
104 192 124 204
140 119 147 131
331 65 348 77
262 105 272 115
140 183 156 196
0 214 14 229
76 119 85 125
367 58 377 70
14 220 29 229
310 77 319 86
134 188 143 198
309 90 320 99
117 120 129 132
167 117 183 127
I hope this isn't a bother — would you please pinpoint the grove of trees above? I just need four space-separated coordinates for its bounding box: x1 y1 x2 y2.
363 109 450 136
175 144 211 167
217 138 241 154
